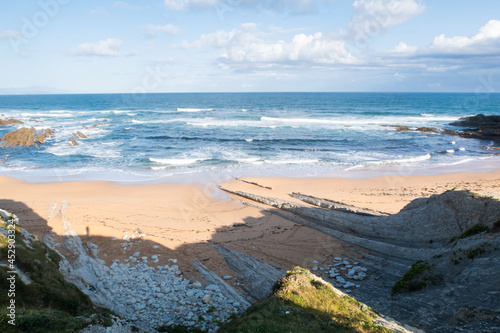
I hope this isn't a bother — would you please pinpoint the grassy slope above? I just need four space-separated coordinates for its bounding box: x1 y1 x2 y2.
0 215 113 332
219 267 391 333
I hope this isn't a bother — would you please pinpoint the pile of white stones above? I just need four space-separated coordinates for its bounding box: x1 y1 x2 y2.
94 260 242 332
311 257 369 292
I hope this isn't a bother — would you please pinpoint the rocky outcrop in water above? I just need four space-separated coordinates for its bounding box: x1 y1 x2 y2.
0 118 24 126
0 127 54 148
387 114 500 145
450 114 500 141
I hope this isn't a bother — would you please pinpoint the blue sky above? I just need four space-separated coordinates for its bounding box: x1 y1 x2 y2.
1 0 499 93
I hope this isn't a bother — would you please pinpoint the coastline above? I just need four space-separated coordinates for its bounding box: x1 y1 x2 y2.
1 167 499 270
2 167 499 331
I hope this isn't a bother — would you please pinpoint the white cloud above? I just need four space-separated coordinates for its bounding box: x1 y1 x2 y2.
114 1 140 10
90 7 106 15
142 24 180 37
0 30 22 40
164 0 216 10
385 19 500 60
164 0 322 13
386 41 417 56
182 23 357 69
394 72 405 80
69 38 123 57
348 0 425 40
425 66 459 72
429 19 500 55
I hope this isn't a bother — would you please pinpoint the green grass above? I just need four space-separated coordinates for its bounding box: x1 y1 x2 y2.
157 325 206 333
391 261 443 295
450 224 491 243
219 267 390 333
0 218 113 332
0 308 84 333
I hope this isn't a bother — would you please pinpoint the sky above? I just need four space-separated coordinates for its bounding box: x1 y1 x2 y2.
0 0 499 94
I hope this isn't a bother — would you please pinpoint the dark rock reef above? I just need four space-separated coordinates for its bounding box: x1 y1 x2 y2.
450 114 500 141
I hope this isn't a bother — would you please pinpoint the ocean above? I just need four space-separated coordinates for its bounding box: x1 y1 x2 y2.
0 92 499 184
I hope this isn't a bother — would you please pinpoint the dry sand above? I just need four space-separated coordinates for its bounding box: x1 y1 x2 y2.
1 169 499 281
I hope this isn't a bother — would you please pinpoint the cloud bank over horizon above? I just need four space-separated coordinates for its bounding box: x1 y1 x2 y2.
1 0 499 93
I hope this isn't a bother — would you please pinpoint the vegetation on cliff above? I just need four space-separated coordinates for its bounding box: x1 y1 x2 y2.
219 267 391 333
0 212 113 332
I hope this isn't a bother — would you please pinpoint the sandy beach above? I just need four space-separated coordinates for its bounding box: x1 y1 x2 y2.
2 169 499 283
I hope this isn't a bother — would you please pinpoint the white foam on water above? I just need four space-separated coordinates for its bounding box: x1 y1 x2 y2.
177 108 213 112
149 158 202 165
264 159 320 165
364 153 432 166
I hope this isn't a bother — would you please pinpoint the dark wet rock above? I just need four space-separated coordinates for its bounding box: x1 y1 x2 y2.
440 128 460 136
0 127 53 148
416 127 440 134
450 114 500 141
385 125 413 132
0 118 24 126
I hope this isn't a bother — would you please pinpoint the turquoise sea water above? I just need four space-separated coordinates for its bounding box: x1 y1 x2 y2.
0 92 499 183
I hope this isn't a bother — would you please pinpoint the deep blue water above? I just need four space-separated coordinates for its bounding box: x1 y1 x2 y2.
0 92 499 183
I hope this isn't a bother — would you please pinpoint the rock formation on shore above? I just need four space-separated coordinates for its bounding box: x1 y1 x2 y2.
220 183 500 333
2 185 499 332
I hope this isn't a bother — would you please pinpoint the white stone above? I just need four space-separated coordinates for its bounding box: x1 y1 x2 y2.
343 282 356 288
202 295 211 304
334 257 342 261
312 266 318 271
223 275 232 280
168 259 178 263
133 252 140 257
336 276 346 284
206 284 219 291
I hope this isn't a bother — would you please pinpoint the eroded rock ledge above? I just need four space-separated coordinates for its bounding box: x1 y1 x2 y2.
221 184 500 333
